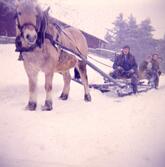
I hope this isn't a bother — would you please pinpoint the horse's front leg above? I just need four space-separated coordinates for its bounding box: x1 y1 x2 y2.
59 71 71 100
26 71 38 111
42 73 54 111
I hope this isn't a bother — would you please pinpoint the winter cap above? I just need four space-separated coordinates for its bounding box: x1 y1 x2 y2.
123 45 130 50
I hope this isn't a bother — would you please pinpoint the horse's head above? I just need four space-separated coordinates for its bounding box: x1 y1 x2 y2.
151 54 163 64
15 0 44 46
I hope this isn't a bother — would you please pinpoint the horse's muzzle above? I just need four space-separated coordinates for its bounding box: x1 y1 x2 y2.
23 27 38 45
26 34 37 44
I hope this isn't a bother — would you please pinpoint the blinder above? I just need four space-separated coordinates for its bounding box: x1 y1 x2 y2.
36 11 48 47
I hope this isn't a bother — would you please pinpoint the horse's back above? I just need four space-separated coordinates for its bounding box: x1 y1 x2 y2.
60 27 88 57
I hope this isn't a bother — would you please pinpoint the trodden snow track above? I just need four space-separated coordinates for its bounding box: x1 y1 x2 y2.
0 44 165 167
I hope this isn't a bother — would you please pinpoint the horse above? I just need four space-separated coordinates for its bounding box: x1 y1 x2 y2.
138 54 162 89
15 0 92 111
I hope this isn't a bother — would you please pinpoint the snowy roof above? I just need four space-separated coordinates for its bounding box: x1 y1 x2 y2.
38 0 107 41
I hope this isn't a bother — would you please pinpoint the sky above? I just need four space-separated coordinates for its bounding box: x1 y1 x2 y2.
39 0 165 39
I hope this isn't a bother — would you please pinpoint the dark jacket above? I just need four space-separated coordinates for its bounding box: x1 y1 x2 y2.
113 52 138 72
140 59 161 73
150 59 160 72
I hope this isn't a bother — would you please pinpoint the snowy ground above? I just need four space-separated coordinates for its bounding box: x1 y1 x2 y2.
0 44 165 167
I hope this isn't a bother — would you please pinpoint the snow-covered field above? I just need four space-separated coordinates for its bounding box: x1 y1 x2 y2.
0 44 165 167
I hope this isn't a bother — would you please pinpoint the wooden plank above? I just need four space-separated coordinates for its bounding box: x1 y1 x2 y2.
72 78 153 96
0 36 15 44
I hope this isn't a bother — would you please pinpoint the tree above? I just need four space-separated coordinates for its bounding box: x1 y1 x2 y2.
104 14 158 64
105 14 139 52
139 18 154 40
0 0 16 36
112 13 128 49
137 18 156 61
155 36 165 72
125 15 141 61
127 14 139 39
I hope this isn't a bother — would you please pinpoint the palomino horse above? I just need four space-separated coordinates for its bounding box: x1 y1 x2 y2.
15 0 91 111
139 54 162 89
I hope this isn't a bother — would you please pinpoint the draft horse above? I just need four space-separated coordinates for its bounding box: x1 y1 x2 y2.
15 0 91 111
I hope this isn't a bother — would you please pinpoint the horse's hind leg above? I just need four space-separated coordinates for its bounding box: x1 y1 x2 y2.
76 60 91 101
59 71 71 100
42 73 54 111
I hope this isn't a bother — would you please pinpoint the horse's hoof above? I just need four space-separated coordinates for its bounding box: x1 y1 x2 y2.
25 101 37 111
41 100 53 111
59 93 68 100
84 94 92 102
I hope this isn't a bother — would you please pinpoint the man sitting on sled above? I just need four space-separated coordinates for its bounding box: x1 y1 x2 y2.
110 45 138 93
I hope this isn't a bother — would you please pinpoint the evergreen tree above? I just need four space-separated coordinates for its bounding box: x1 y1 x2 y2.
104 14 158 64
0 0 16 36
112 13 128 49
139 19 154 40
137 18 156 61
127 14 139 40
125 15 140 61
156 36 165 72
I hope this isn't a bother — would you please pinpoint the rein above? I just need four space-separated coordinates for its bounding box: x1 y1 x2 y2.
15 10 79 61
15 31 82 60
15 9 85 62
14 11 124 87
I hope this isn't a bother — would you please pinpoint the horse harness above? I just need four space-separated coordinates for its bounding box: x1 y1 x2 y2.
15 10 70 61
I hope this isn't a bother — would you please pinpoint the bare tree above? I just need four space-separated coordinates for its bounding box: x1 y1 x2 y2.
0 0 16 36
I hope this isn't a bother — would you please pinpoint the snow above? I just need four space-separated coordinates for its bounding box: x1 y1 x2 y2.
0 44 165 167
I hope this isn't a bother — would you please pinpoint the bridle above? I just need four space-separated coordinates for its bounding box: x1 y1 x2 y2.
15 9 42 38
15 8 48 58
14 7 81 62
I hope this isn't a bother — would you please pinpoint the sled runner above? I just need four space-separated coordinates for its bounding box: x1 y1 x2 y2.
72 77 154 97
